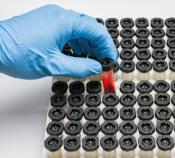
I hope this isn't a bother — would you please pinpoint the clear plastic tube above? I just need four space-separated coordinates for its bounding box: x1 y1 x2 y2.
67 150 80 158
103 150 116 158
157 150 171 158
121 150 135 158
85 150 98 158
139 150 153 158
137 72 149 81
122 72 134 81
153 71 165 80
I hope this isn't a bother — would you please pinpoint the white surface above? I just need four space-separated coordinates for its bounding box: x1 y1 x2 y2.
0 0 175 158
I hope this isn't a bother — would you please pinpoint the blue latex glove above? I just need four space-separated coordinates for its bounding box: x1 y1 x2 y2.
0 5 118 79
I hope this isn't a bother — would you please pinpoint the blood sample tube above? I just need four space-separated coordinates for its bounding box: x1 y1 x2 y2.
137 93 153 107
156 120 173 135
135 18 149 28
136 38 150 49
166 28 175 38
168 49 175 60
101 136 118 158
138 121 155 135
48 107 66 122
119 135 137 158
136 49 151 60
120 18 134 28
68 94 84 107
137 81 153 93
113 61 119 81
151 28 165 38
44 136 62 158
105 18 119 28
51 94 66 108
82 136 99 158
64 136 81 158
155 107 172 120
69 81 85 94
120 94 136 107
152 49 167 60
153 80 170 93
119 121 137 135
52 81 68 94
136 60 152 80
120 81 135 94
120 107 136 121
102 107 119 121
169 60 175 80
135 28 150 38
120 60 135 81
66 107 84 121
157 135 174 158
101 121 118 136
101 59 116 93
139 136 155 158
86 81 102 94
84 107 101 122
102 93 119 107
167 38 175 48
137 107 154 121
151 18 164 28
47 121 64 137
155 93 170 106
120 49 135 60
120 28 135 38
165 17 175 28
85 94 101 107
83 121 100 136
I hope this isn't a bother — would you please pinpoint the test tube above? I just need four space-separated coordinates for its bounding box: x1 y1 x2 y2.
85 94 101 107
120 107 136 121
139 135 155 158
48 107 66 122
64 136 81 158
137 93 153 107
69 81 85 94
135 18 149 28
169 60 175 80
101 121 118 136
100 136 118 158
152 49 167 60
82 136 99 158
155 93 170 106
153 80 170 93
120 18 134 28
155 107 172 120
83 121 100 136
120 81 135 94
113 61 120 81
68 94 84 107
120 94 136 107
137 81 153 93
66 107 84 121
138 121 155 135
151 18 164 28
136 49 151 60
84 107 101 122
86 81 102 94
137 107 154 121
156 120 173 135
44 136 62 158
102 107 119 121
52 81 68 94
119 121 137 135
51 94 66 108
102 93 119 107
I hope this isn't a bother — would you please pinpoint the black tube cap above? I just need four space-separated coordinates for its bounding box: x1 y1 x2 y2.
151 38 165 49
44 136 62 152
137 107 154 120
101 121 118 135
52 81 68 94
151 18 164 28
120 60 135 73
135 28 150 38
156 121 173 135
155 107 172 120
68 94 84 107
136 60 152 72
120 94 136 107
66 107 83 121
102 93 119 106
84 107 101 121
119 135 137 151
169 60 175 71
86 81 101 94
119 121 137 135
152 49 167 60
64 121 82 136
113 61 120 73
105 18 119 28
139 136 155 151
168 49 175 60
96 18 104 25
64 136 81 151
120 49 135 60
171 81 175 93
83 121 100 136
153 80 170 93
138 121 155 135
120 18 134 28
166 28 175 38
69 81 85 94
102 107 119 120
136 38 150 49
49 107 65 121
137 81 153 93
171 94 175 106
120 107 136 121
108 28 119 38
113 38 120 48
120 28 135 38
85 94 101 107
135 18 149 28
47 121 64 136
120 38 135 49
120 81 135 93
51 94 66 107
137 93 153 107
101 59 115 71
136 49 151 60
101 136 118 151
165 17 175 27
167 38 175 48
155 93 170 106
82 136 99 151
151 28 165 38
157 135 174 151
152 60 168 72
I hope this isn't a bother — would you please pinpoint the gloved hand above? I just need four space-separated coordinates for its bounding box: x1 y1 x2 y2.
0 5 118 79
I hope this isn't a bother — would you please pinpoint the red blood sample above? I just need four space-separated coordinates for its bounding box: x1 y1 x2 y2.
101 59 116 93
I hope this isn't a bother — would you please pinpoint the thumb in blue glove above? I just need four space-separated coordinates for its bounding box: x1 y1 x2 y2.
0 5 118 79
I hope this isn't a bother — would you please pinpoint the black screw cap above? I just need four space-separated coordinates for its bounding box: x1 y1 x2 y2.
44 136 62 152
120 49 135 60
137 107 154 120
137 81 153 93
102 93 119 106
152 49 167 60
156 121 173 135
120 94 136 107
120 38 135 49
120 18 134 28
155 107 172 120
155 93 170 106
96 18 104 25
108 28 119 38
135 18 149 28
167 38 175 48
171 81 175 93
84 107 101 121
85 94 101 107
83 121 100 136
171 94 175 106
113 61 120 73
66 107 83 121
137 93 153 107
153 80 170 93
151 28 165 38
152 60 168 72
120 81 135 93
51 94 66 107
64 136 81 152
119 121 137 135
64 121 82 136
48 107 66 121
82 136 99 151
113 38 120 48
120 107 136 121
136 60 152 72
52 81 68 94
157 135 174 151
135 28 150 38
47 121 64 136
139 136 155 151
120 60 135 73
102 107 119 120
136 38 150 49
101 59 115 71
151 18 164 28
168 49 175 60
105 18 119 28
138 121 155 135
151 38 165 49
101 121 118 135
136 49 151 60
86 81 101 94
166 28 175 38
68 94 84 107
169 60 175 72
119 135 137 151
165 17 175 28
69 81 85 94
101 136 118 151
120 28 135 38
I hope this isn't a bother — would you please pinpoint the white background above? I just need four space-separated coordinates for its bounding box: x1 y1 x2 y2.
0 0 174 158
